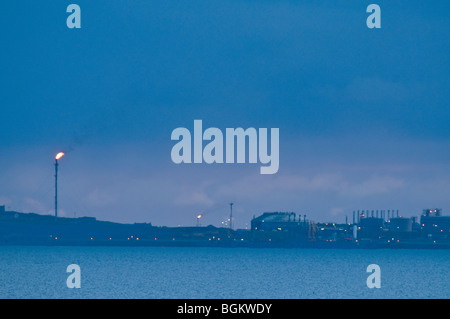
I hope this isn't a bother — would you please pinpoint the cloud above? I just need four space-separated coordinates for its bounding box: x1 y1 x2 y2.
84 188 118 207
174 188 215 207
215 173 346 199
22 197 47 214
214 172 404 201
339 175 405 197
329 207 344 217
0 196 12 206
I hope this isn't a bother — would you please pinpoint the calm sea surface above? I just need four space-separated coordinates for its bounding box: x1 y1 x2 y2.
0 246 448 299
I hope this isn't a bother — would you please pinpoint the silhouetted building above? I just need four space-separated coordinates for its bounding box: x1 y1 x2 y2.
1 206 449 248
358 217 384 239
316 223 353 241
422 209 441 217
420 209 450 239
251 212 298 232
250 212 311 245
389 217 413 232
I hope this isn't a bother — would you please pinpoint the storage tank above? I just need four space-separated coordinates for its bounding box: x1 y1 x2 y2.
389 217 412 232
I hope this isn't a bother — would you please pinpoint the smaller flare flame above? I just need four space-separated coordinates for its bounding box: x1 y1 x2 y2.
197 214 202 219
55 152 65 160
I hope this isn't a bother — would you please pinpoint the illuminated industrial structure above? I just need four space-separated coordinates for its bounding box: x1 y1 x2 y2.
0 206 448 248
54 152 65 217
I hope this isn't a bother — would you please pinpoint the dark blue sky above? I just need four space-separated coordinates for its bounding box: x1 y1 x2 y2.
1 1 449 227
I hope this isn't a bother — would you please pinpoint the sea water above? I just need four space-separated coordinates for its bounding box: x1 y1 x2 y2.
0 246 448 299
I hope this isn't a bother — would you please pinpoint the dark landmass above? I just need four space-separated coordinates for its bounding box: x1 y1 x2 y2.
0 206 449 249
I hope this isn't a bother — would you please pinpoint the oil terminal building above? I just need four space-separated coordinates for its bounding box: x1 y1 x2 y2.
0 205 449 248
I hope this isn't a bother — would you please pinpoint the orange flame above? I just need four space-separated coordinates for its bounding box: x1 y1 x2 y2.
197 214 202 219
55 152 65 160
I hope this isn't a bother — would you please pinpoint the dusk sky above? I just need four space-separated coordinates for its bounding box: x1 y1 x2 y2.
1 1 449 228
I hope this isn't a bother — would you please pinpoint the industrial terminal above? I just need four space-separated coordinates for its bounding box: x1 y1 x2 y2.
2 152 446 248
0 204 448 248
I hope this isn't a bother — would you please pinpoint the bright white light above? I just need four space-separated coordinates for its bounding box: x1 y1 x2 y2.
55 152 65 160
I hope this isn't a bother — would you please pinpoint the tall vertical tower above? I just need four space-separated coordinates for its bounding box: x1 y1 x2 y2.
54 152 65 217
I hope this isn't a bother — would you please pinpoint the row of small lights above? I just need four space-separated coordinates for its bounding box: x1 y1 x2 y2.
50 235 144 241
49 236 234 241
50 236 250 242
51 224 446 240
